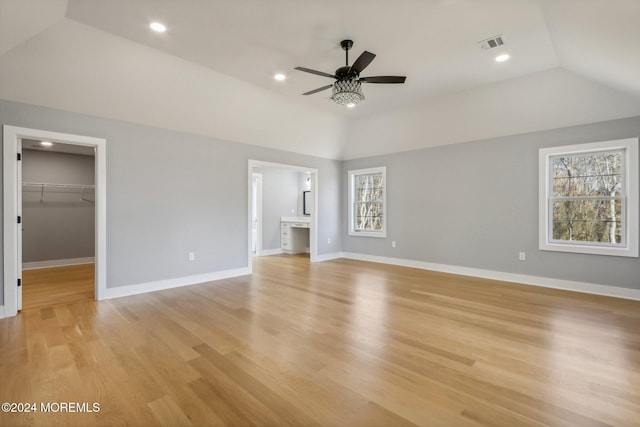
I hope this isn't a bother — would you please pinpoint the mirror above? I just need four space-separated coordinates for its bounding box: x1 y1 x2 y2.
303 191 310 215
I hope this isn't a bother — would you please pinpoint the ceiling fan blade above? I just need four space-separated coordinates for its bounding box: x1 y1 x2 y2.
294 67 336 79
349 51 376 74
302 84 334 96
359 76 406 84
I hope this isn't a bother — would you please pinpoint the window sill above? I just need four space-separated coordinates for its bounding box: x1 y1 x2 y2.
539 241 638 258
348 231 387 238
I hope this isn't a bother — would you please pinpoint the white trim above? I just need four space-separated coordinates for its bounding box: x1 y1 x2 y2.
259 248 285 256
3 127 19 317
3 126 107 316
23 257 95 270
313 252 343 262
16 138 22 310
248 160 316 174
340 252 640 301
348 166 387 238
0 305 5 319
538 138 639 257
251 173 263 257
101 267 250 300
248 160 319 273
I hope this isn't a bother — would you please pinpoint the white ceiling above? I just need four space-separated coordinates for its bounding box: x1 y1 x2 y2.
63 0 560 117
1 0 640 159
0 0 67 56
542 0 640 98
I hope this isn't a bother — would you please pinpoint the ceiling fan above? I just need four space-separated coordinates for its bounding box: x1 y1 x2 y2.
294 39 406 108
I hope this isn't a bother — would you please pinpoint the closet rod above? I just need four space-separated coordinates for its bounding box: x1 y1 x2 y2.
22 182 95 189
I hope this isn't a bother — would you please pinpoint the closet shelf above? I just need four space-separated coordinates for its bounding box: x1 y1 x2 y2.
23 182 95 203
23 182 94 189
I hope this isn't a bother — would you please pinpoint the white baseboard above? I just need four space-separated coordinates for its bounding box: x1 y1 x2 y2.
341 252 640 301
101 267 250 300
260 249 337 262
0 305 5 319
23 257 95 270
312 252 343 262
259 248 284 256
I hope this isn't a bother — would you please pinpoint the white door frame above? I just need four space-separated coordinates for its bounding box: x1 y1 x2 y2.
251 172 263 256
247 160 318 273
3 126 107 317
16 138 22 311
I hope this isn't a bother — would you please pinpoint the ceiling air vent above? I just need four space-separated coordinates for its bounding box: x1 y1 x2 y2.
478 35 504 50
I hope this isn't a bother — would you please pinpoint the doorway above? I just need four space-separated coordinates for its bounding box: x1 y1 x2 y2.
20 140 96 309
247 160 318 273
3 126 107 317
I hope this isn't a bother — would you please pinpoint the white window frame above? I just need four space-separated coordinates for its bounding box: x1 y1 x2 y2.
538 138 638 257
348 166 387 238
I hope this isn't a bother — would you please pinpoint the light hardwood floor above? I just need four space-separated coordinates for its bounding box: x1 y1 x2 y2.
1 254 639 426
22 264 95 310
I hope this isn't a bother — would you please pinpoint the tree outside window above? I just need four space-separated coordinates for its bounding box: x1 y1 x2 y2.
551 150 623 244
349 167 387 238
539 138 638 257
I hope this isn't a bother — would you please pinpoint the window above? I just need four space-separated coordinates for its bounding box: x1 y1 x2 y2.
539 138 638 257
348 167 387 238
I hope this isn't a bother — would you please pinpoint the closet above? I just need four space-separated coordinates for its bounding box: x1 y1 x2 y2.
21 140 96 309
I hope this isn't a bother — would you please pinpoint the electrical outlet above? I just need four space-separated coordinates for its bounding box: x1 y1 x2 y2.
188 252 195 261
519 252 526 261
327 237 331 244
392 241 396 248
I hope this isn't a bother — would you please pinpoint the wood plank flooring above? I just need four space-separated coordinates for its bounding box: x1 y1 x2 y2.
22 264 95 310
1 254 639 426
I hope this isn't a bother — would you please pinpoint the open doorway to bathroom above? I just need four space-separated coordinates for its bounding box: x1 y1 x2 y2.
247 160 318 273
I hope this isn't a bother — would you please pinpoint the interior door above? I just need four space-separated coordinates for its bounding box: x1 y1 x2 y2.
17 139 22 310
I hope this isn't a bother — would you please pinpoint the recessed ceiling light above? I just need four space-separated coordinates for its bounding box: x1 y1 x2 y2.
40 141 53 147
150 22 166 33
274 73 286 81
495 53 510 63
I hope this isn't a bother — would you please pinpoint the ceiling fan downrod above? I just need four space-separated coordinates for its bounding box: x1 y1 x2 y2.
341 39 354 66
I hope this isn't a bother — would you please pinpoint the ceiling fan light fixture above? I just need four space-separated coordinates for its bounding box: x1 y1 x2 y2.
331 79 364 107
295 40 405 104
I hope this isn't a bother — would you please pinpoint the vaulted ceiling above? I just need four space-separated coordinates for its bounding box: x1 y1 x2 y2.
1 0 640 159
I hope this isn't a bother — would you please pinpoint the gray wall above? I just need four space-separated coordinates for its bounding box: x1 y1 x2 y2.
3 97 637 309
0 99 343 307
22 149 95 262
343 116 640 290
255 167 299 251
